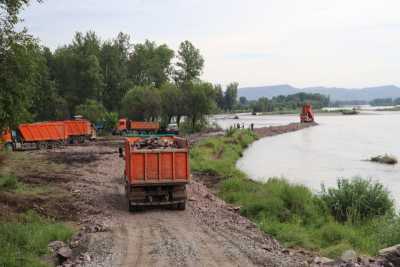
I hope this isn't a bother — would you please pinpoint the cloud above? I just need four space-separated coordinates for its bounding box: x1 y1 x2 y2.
20 0 400 88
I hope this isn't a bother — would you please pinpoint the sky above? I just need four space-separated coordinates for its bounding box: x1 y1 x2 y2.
20 0 400 88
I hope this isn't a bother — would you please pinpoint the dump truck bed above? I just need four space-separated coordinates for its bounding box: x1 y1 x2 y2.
124 136 190 210
18 122 67 142
130 121 160 131
64 120 92 136
125 137 190 185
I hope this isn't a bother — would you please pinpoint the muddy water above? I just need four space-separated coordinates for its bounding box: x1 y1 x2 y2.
235 112 400 206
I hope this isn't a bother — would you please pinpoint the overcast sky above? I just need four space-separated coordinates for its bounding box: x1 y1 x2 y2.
21 0 400 88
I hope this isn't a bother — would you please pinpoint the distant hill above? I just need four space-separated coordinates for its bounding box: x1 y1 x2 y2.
239 85 400 101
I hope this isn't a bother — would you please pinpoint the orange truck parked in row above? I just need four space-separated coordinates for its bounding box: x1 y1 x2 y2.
115 118 160 135
1 119 95 151
120 136 190 211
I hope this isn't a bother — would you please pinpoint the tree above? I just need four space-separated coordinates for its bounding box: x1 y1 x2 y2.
0 0 41 129
128 40 174 87
52 32 104 112
160 82 182 125
174 40 204 83
121 86 161 121
75 99 107 124
100 33 132 111
31 47 69 121
214 84 225 110
239 96 248 106
224 82 238 111
183 81 216 129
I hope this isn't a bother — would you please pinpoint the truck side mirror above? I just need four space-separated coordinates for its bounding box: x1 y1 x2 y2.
118 147 124 158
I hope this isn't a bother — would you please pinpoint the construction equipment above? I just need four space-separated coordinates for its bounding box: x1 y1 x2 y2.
1 128 13 150
300 104 315 123
120 136 190 211
114 119 179 136
115 119 160 135
1 119 96 151
64 119 96 144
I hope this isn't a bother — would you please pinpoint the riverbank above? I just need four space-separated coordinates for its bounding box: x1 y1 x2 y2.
190 122 400 262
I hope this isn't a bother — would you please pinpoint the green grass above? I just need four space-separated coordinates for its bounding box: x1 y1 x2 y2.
190 129 257 179
0 211 73 267
0 173 19 190
190 130 400 258
0 152 74 267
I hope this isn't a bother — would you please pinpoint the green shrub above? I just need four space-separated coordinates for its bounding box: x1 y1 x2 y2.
0 211 73 267
0 174 18 190
103 111 118 132
321 178 394 223
260 220 316 249
319 222 355 246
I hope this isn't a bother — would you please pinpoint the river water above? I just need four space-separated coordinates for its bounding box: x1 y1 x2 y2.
216 112 400 205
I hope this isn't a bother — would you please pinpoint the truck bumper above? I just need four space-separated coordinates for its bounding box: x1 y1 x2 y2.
125 181 187 206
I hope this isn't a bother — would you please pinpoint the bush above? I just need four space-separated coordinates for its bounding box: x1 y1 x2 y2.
103 111 118 132
221 178 328 225
0 211 73 267
75 99 107 124
0 174 18 190
321 178 394 223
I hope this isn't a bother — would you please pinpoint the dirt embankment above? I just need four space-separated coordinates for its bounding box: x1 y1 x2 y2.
254 122 318 138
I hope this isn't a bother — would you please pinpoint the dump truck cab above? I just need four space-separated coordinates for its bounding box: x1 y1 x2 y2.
122 136 190 211
1 128 13 150
117 118 128 133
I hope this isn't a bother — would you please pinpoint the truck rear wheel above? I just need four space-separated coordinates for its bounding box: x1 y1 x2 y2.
128 202 142 212
37 142 47 150
177 202 186 210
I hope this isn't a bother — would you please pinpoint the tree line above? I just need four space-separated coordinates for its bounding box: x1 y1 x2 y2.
0 1 241 132
236 93 330 113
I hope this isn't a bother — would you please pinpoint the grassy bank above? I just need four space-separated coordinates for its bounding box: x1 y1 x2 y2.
0 152 74 267
0 211 73 267
190 129 400 258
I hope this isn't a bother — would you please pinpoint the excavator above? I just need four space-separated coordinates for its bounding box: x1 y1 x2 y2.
300 103 315 123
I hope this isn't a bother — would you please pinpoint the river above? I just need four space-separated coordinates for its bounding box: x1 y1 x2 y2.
216 111 400 205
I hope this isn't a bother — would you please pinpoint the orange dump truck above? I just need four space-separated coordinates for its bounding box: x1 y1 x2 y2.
121 136 190 211
116 119 160 135
1 119 96 150
7 122 68 150
64 119 96 144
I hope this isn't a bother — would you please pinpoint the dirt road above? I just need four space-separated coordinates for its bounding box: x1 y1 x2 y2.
44 137 310 267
